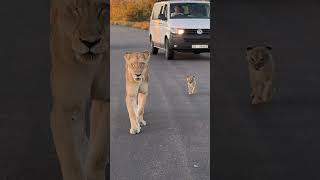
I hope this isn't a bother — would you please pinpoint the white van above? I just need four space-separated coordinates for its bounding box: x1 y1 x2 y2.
149 0 210 60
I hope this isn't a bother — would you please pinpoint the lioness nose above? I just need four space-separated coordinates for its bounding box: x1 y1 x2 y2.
80 38 101 48
136 74 142 77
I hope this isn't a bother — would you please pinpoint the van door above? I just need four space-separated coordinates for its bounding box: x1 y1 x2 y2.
150 4 163 47
159 4 169 47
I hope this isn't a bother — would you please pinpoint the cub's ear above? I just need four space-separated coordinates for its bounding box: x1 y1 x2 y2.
265 45 272 50
124 52 132 62
142 50 151 61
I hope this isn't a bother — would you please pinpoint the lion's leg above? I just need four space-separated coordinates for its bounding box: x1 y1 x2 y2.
192 83 196 94
250 87 256 99
50 104 85 180
252 83 263 105
187 84 192 95
137 93 147 126
262 81 273 102
85 99 109 180
126 95 141 134
71 102 89 170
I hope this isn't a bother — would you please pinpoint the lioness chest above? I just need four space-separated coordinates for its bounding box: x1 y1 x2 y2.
249 60 274 83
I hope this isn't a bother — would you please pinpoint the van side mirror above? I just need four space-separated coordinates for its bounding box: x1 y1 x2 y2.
158 14 167 21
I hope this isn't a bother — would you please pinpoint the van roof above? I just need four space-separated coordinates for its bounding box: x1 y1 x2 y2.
154 0 210 5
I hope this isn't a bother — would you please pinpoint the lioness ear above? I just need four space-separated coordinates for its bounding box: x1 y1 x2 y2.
124 52 132 62
265 45 272 50
142 50 151 61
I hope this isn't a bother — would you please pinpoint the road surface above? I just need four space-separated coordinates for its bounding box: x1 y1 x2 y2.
110 26 210 180
213 1 320 180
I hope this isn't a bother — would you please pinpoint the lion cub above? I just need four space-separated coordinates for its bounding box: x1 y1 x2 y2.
246 45 274 105
124 51 151 134
186 75 197 95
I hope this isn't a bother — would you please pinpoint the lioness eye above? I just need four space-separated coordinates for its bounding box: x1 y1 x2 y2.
98 4 107 17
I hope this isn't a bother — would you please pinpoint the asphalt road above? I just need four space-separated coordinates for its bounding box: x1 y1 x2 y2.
213 1 320 180
110 26 210 180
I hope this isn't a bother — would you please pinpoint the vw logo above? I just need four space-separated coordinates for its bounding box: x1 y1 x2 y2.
197 29 203 35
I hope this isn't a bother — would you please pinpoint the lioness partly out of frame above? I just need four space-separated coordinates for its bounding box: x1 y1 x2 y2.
50 0 109 179
124 51 151 134
246 45 274 105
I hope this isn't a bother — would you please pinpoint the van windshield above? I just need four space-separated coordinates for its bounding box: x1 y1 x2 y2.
170 3 210 19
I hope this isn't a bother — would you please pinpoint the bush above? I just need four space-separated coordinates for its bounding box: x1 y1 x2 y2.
111 0 155 22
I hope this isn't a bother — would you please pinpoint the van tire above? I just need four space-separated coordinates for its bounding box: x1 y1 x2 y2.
165 38 174 60
150 37 159 55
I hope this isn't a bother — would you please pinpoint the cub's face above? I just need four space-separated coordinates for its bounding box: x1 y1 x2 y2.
186 75 195 84
124 51 151 82
58 0 109 63
246 45 272 70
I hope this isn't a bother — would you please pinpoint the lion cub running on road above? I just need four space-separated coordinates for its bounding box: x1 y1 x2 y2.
186 75 197 95
246 45 274 105
124 51 151 134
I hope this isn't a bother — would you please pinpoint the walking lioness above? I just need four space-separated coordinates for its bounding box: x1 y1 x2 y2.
246 45 274 105
124 51 151 134
50 0 109 179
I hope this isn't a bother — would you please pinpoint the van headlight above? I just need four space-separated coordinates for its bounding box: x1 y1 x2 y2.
171 28 184 35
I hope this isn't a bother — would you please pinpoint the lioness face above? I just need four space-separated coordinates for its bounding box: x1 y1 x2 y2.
124 51 151 82
246 45 272 70
61 0 109 63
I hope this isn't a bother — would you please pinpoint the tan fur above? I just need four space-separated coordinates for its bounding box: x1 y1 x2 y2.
50 0 109 179
124 51 151 134
186 75 197 95
246 45 274 105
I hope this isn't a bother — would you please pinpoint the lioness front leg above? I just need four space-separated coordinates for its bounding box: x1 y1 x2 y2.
50 104 86 180
85 99 109 180
137 93 147 126
126 95 141 134
250 87 256 100
252 84 263 105
262 81 273 102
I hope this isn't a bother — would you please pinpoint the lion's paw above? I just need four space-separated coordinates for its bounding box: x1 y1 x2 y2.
139 119 147 126
129 126 141 135
251 97 261 105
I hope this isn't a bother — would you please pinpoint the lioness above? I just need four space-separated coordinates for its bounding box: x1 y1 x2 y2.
246 45 274 105
124 51 151 134
50 0 109 179
186 75 197 95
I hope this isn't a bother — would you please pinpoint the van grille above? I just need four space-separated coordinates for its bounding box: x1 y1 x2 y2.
184 29 210 35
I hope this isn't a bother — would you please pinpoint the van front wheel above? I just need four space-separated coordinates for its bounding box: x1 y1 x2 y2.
165 39 174 60
150 38 158 55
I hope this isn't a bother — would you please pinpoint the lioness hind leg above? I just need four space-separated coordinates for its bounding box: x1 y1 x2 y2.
50 104 86 180
137 93 147 126
85 99 109 180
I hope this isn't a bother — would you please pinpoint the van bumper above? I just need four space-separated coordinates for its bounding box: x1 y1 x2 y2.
169 33 210 53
